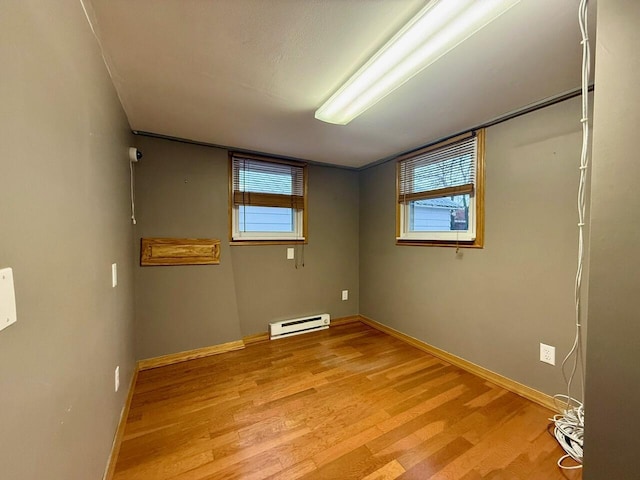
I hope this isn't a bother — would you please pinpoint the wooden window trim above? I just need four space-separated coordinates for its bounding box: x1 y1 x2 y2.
395 129 485 248
228 152 308 245
232 192 305 209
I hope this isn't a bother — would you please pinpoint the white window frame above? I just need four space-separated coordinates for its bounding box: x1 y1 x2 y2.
231 207 304 241
396 130 485 247
399 196 476 242
229 153 307 244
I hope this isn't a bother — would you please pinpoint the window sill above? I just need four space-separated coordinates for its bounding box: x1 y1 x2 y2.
230 239 307 246
396 238 483 248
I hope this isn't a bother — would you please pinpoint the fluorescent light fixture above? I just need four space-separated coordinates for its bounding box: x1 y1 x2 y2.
315 0 520 125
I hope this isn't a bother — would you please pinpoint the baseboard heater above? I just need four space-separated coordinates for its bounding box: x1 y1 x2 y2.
269 313 330 340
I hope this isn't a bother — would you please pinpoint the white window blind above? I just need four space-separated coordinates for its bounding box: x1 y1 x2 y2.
398 135 477 203
232 154 305 209
230 153 307 242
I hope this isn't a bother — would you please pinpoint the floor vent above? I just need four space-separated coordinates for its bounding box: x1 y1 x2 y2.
269 314 330 340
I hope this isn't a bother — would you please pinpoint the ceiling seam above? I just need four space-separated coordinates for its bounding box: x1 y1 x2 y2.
360 85 595 171
133 85 593 173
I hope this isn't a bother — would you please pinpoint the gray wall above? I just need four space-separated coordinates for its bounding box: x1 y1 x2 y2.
360 96 587 397
231 163 360 334
0 1 136 479
133 137 359 359
133 138 243 359
584 1 640 478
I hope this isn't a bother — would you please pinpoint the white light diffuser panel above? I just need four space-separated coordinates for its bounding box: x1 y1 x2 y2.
315 0 521 125
0 268 17 332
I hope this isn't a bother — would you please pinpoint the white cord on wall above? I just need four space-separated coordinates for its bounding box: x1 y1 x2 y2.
129 147 141 225
130 159 137 225
551 0 590 469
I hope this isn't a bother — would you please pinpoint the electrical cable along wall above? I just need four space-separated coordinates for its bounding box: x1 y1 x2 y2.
551 0 590 470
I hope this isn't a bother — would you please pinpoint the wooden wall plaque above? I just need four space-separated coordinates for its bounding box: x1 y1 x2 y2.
140 238 220 266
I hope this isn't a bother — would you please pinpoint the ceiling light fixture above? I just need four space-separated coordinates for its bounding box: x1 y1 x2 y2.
314 0 521 125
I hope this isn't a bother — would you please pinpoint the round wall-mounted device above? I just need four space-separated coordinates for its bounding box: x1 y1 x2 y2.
129 147 143 162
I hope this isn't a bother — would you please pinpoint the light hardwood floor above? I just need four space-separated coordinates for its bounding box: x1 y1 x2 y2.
112 322 581 479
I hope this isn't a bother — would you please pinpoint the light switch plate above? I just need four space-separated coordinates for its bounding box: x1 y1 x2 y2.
342 290 349 301
0 268 17 332
111 263 118 288
287 248 295 260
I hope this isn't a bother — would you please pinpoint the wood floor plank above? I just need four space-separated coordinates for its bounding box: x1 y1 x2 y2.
303 445 390 480
396 436 475 479
111 322 581 479
263 459 317 480
313 425 385 467
361 459 406 480
114 450 214 480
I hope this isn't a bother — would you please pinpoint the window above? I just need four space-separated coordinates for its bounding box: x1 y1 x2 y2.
396 130 485 247
230 153 307 243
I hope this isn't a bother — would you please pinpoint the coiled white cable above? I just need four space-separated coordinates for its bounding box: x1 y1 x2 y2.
552 395 584 468
551 0 590 470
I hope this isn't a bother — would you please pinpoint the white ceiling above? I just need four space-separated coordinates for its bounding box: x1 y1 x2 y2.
85 0 596 168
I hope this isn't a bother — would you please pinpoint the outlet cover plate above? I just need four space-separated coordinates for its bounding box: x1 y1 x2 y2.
540 343 556 365
341 290 349 301
0 268 17 332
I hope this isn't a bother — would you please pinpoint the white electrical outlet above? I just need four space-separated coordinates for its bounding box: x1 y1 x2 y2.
115 366 120 392
287 248 294 260
0 268 17 332
540 343 556 365
111 263 118 288
341 290 348 301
